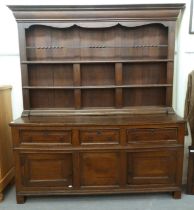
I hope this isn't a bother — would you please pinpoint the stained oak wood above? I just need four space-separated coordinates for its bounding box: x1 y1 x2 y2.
10 116 185 203
9 5 181 115
30 89 74 108
127 128 178 143
79 129 120 145
22 59 173 64
25 24 168 61
73 64 81 109
20 129 72 144
29 64 73 86
21 153 73 187
80 152 120 187
127 150 178 185
123 87 166 107
8 4 185 203
123 63 167 85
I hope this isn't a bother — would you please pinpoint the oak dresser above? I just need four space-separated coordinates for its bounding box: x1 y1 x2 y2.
8 4 185 203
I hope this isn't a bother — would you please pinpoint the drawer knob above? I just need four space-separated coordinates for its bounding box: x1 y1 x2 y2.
68 185 72 188
96 131 101 135
43 131 48 136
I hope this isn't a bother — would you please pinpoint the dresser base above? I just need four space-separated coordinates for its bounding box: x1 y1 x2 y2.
10 115 185 204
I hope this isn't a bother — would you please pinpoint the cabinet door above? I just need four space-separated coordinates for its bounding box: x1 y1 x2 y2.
20 153 73 188
80 151 120 187
127 150 181 185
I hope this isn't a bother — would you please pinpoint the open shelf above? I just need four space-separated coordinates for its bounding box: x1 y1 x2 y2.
123 87 166 107
23 57 172 112
123 63 167 85
27 85 171 109
29 89 74 109
18 20 175 115
26 24 168 61
28 64 73 86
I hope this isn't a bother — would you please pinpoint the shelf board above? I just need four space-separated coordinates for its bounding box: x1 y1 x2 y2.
21 59 173 64
26 44 168 49
21 106 175 117
23 84 173 89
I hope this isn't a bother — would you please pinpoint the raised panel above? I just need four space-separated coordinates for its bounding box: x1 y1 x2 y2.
127 128 177 143
79 129 120 145
21 153 73 187
20 129 72 144
127 150 177 185
80 152 120 187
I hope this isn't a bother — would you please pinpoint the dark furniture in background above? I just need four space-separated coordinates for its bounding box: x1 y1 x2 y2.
187 149 194 194
185 70 194 194
8 4 185 204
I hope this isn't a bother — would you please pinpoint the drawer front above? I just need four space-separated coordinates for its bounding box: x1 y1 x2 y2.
80 129 119 144
20 130 72 144
127 128 177 143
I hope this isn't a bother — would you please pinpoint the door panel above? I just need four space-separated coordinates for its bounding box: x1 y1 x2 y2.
20 153 73 187
80 152 120 187
127 150 177 185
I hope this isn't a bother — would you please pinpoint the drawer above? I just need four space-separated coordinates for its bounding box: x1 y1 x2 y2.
20 130 72 144
80 129 119 144
127 128 177 143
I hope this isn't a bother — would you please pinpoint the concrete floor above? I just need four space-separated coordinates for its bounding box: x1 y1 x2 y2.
0 185 194 210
